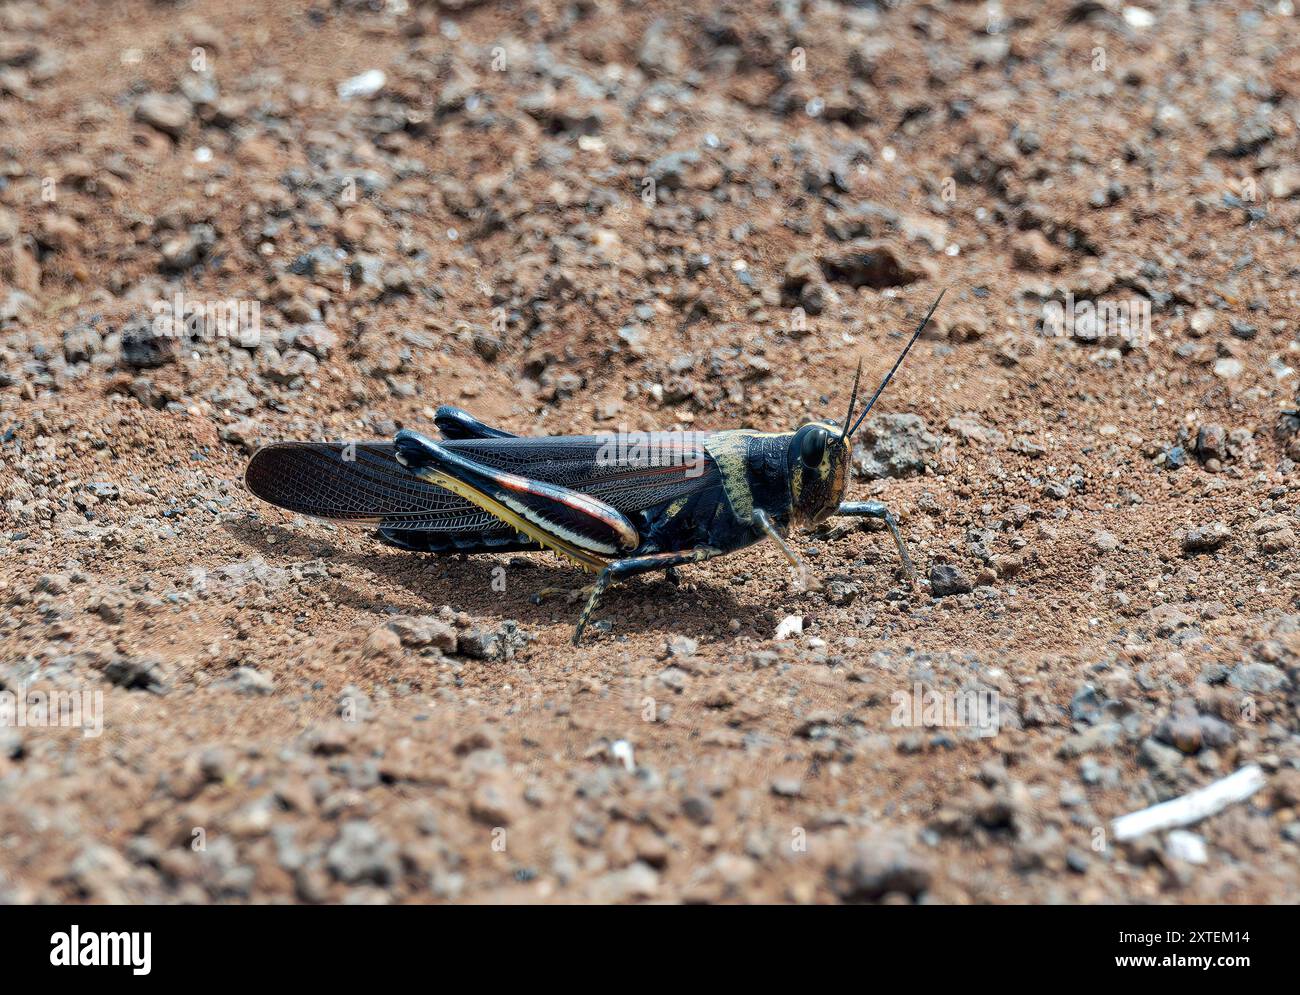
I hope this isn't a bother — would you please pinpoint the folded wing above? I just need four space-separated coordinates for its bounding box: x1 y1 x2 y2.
245 432 722 540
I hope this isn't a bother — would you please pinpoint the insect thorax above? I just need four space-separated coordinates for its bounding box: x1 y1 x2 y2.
703 430 794 530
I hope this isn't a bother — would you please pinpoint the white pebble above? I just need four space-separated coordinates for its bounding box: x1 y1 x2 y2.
610 739 635 772
337 69 386 101
775 615 803 640
1123 7 1156 28
1165 830 1207 865
1213 357 1243 379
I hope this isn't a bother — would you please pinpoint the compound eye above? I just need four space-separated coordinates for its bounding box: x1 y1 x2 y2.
800 428 827 466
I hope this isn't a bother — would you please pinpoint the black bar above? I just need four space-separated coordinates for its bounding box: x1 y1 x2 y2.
2 905 1279 982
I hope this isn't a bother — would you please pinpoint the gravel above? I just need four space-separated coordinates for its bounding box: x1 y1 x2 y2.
929 564 973 597
1 0 1296 907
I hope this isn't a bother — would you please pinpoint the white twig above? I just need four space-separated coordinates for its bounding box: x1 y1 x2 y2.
1112 764 1267 842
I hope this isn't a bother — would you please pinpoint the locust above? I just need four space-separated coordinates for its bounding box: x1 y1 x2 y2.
245 290 944 644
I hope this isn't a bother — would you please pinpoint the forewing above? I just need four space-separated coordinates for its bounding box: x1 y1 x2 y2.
245 432 721 535
449 433 722 513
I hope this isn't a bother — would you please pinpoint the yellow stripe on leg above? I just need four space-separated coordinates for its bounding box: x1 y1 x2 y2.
411 468 609 573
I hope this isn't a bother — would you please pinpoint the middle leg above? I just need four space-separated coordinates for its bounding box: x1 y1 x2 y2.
752 508 809 590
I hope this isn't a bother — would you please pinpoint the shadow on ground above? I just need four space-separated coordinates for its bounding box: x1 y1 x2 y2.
221 516 750 642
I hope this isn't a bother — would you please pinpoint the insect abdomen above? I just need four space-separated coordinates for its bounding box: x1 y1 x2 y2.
378 527 542 555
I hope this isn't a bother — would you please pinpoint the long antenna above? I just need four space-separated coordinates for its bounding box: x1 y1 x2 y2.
839 359 863 442
846 288 946 440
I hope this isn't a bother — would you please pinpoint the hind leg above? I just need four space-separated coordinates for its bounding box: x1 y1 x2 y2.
394 430 639 573
433 406 518 440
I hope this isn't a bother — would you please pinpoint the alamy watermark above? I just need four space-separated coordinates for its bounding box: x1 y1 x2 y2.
0 686 103 739
1040 293 1151 348
50 926 150 975
151 292 261 346
890 682 1000 738
594 427 707 478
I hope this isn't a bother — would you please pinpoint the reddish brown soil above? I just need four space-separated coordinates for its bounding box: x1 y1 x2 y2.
1 0 1298 903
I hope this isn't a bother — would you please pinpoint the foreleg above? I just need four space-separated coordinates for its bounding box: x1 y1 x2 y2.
834 500 915 579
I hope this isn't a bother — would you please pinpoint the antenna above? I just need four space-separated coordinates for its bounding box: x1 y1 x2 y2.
846 288 946 439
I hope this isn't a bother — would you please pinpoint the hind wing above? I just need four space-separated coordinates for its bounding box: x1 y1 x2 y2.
244 441 511 534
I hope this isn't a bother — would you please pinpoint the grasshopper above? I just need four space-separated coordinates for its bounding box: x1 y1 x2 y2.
245 291 944 644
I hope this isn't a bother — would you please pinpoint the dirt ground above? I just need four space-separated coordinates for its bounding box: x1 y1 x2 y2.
1 0 1299 904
